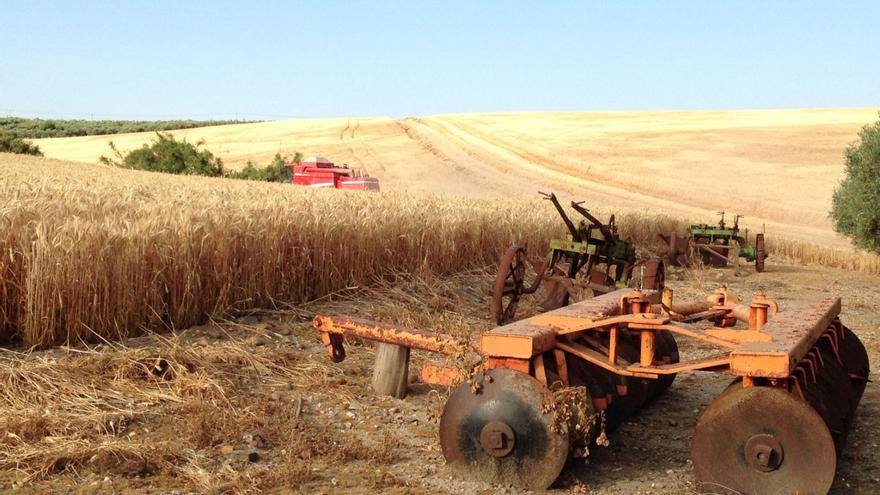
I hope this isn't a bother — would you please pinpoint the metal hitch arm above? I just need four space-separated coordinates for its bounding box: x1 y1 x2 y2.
313 315 467 363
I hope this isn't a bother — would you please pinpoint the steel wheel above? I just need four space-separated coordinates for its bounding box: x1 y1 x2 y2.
641 258 665 291
492 246 527 325
755 233 766 272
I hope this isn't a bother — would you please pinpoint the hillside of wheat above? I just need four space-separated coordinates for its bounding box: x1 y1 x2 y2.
33 108 878 247
3 151 878 348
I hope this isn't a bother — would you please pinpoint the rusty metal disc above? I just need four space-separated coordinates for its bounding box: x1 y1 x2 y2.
439 368 570 489
648 330 679 400
755 233 766 272
539 266 571 311
492 246 526 325
692 385 836 495
666 232 690 267
840 325 870 392
641 258 665 291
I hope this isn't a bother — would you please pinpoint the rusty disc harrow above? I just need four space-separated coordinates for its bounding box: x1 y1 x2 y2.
315 284 869 494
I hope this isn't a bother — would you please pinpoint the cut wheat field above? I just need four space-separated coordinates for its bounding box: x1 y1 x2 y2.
2 152 878 349
34 108 879 247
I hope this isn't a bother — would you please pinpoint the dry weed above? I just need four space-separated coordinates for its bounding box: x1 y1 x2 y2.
0 327 342 486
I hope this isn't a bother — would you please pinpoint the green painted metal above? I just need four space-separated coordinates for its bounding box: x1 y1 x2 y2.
611 240 632 259
739 244 757 262
690 227 737 237
548 238 596 255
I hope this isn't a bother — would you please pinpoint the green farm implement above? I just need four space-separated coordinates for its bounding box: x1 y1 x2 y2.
659 212 766 272
492 192 664 325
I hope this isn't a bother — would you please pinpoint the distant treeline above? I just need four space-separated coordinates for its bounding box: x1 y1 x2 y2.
0 117 256 139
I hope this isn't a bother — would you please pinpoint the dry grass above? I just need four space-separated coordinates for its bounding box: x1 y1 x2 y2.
1 258 877 493
765 236 880 273
0 322 406 493
2 152 878 348
0 271 460 493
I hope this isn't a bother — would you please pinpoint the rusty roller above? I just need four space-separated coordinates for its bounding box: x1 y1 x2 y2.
314 285 868 493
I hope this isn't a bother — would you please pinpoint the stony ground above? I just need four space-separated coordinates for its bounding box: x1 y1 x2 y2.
1 261 878 494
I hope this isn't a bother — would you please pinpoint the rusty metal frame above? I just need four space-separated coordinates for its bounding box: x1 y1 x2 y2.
314 286 843 391
313 315 466 363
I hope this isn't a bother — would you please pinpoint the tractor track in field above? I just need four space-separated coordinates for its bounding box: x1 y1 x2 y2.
415 116 718 216
339 120 386 175
394 118 541 196
393 116 846 244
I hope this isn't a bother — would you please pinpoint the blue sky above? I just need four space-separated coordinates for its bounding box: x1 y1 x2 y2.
2 1 878 120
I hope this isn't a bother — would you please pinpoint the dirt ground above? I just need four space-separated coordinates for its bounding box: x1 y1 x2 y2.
1 260 878 494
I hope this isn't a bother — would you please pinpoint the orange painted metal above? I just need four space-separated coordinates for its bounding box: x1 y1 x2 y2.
476 287 847 382
703 327 772 343
313 315 465 360
608 326 618 365
314 287 843 383
553 349 569 386
479 325 558 359
481 289 654 358
420 361 465 386
639 330 655 366
730 296 841 378
484 356 530 374
533 353 548 385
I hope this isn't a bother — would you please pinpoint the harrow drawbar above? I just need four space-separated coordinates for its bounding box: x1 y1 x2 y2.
313 286 869 494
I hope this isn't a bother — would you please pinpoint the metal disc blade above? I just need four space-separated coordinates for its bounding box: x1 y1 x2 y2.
692 385 836 495
439 368 570 489
840 325 870 385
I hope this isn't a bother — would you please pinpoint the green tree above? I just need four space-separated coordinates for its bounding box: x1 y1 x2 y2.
226 152 303 182
100 132 224 176
831 113 880 253
0 131 43 156
0 117 253 138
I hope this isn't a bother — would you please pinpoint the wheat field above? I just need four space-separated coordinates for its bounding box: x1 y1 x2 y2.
3 152 878 348
1 154 566 347
34 108 879 247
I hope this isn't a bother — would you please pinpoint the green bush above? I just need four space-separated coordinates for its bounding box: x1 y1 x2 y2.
227 152 303 182
99 132 224 176
0 132 43 156
831 113 880 253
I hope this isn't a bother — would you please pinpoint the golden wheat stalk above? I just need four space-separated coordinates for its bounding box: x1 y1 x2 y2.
2 155 878 347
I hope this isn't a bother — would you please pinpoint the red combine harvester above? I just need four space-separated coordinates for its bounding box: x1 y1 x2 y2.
285 156 379 191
